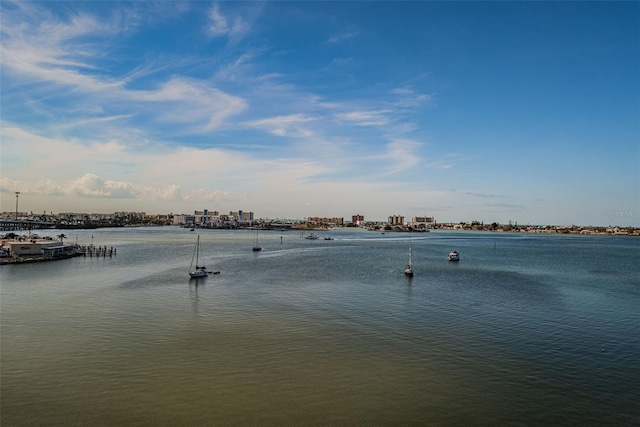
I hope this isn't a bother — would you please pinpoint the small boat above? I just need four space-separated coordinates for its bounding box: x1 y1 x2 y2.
324 237 334 240
189 228 195 231
189 235 217 278
404 240 414 277
448 250 460 262
304 233 319 240
252 229 262 252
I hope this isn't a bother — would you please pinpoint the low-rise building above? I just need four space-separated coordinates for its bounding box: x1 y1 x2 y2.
412 216 435 226
4 239 65 256
172 214 196 225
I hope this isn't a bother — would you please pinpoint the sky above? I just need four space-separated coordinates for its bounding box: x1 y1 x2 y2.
1 1 638 226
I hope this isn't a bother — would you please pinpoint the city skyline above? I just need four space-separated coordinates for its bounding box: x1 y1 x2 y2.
1 1 638 226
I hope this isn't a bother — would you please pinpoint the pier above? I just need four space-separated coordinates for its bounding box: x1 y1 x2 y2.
0 242 117 265
0 220 56 231
79 245 117 257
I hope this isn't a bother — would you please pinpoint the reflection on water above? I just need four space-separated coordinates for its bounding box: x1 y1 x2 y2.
1 228 639 426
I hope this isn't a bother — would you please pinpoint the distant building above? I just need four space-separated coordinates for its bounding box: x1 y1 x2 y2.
352 214 364 225
412 216 435 226
307 217 344 226
4 240 70 257
89 213 116 221
388 215 404 226
194 209 212 225
172 214 196 225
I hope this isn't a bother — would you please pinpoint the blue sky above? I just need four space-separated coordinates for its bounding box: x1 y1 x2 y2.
1 1 638 226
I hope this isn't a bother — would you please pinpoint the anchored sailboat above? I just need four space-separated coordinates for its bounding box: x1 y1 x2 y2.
189 235 218 278
404 240 414 277
252 229 262 252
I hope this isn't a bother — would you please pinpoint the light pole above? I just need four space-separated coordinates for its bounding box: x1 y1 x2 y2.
15 192 20 222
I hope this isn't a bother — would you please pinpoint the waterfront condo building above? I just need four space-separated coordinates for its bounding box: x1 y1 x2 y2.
388 215 405 226
412 216 435 226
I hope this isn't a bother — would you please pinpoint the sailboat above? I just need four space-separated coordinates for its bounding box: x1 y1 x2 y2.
404 240 414 277
252 229 262 252
189 235 211 278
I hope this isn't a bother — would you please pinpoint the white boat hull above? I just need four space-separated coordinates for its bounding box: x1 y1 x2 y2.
189 269 208 278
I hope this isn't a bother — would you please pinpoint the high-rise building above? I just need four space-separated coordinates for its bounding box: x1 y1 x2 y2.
388 215 404 225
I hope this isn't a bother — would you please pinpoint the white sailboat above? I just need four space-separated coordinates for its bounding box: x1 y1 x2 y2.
404 240 414 277
252 229 262 252
189 235 210 278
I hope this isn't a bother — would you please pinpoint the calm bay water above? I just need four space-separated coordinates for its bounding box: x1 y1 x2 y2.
2 227 639 426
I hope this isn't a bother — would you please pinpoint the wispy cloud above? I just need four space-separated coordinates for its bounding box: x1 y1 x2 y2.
325 31 358 44
246 114 317 138
389 87 435 108
206 3 250 41
365 139 423 176
132 77 247 132
1 3 122 91
207 4 229 36
334 110 391 127
1 3 248 135
465 192 507 199
53 115 133 130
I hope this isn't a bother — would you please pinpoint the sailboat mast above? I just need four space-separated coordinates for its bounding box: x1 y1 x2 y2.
189 235 198 271
195 235 200 267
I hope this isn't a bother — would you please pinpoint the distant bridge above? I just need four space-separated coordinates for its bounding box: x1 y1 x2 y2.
0 220 56 231
262 223 294 230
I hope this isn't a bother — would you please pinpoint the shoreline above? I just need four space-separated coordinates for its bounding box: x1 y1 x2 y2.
2 223 638 236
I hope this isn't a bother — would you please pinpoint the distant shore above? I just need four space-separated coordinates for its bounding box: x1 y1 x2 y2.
366 223 639 236
1 217 638 236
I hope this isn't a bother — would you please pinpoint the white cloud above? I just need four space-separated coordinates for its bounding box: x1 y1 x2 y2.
132 77 247 131
246 114 317 137
67 174 138 198
325 31 358 44
389 87 435 108
183 188 231 202
206 3 249 40
0 5 122 91
1 4 247 134
207 4 229 36
334 110 391 126
368 139 423 176
1 173 185 202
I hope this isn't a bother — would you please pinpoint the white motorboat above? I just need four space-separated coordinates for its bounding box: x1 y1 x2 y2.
448 250 460 262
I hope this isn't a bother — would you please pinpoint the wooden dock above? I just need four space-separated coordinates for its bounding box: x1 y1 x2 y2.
79 245 117 257
0 244 117 265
